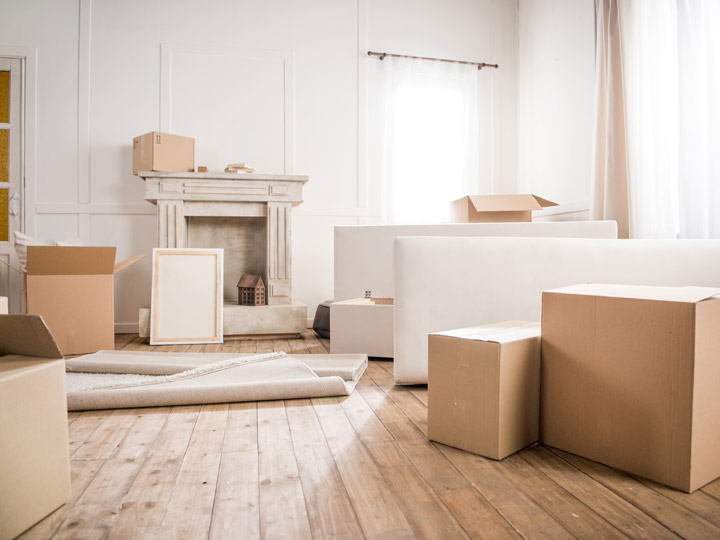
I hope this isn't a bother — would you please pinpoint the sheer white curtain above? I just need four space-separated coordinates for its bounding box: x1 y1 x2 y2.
368 56 488 223
592 0 720 239
676 0 720 238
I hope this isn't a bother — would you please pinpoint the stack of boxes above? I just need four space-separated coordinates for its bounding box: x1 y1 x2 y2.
428 284 720 493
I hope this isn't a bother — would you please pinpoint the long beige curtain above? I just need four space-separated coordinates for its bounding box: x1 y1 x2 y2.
591 0 629 238
593 0 720 239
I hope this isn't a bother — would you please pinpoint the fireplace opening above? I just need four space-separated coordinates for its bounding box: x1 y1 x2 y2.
187 216 267 303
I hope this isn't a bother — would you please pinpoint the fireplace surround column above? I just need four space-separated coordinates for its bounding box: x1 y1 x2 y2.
157 200 187 249
266 201 292 305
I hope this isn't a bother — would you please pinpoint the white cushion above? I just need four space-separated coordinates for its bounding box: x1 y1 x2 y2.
393 237 720 384
55 234 84 247
13 232 54 273
14 232 86 273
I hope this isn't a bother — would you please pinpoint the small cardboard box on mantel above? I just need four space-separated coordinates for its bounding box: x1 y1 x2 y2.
542 283 720 493
428 320 541 460
26 246 144 356
450 194 557 223
0 315 70 540
132 131 195 175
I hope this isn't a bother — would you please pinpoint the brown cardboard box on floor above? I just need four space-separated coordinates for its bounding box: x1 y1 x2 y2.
132 131 195 175
0 315 70 540
449 194 556 223
541 283 720 493
26 246 144 356
428 320 541 460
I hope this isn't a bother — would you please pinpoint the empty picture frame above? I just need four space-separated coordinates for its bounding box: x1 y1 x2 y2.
151 248 224 345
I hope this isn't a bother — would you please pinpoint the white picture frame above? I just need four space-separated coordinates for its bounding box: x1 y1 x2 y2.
150 248 224 345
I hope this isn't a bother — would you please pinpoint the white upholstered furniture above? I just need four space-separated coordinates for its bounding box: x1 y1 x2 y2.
394 237 720 384
334 221 618 301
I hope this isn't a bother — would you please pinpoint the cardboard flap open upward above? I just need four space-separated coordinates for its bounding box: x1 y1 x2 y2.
114 254 146 274
27 246 117 276
545 283 720 304
466 194 557 213
0 315 63 358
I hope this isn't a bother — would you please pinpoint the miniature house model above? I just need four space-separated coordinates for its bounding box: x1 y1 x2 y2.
237 274 265 306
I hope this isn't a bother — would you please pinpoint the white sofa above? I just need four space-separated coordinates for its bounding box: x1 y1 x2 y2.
393 237 720 384
334 221 618 301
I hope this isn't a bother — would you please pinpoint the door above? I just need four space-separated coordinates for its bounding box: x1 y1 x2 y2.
0 58 23 313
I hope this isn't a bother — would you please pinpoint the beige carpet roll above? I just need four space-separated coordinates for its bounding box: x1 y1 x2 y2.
65 350 368 411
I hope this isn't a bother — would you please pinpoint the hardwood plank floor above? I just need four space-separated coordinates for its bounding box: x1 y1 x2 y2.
21 331 720 539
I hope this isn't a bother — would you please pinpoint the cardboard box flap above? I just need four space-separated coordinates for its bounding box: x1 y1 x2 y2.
432 320 540 343
0 315 63 358
27 246 117 276
545 283 720 304
114 254 146 274
464 194 558 213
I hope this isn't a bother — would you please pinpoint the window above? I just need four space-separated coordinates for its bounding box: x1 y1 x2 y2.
368 56 490 223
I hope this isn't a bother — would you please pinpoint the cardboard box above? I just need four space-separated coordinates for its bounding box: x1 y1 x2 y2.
132 131 195 175
26 246 144 356
428 321 541 460
330 298 394 358
449 194 557 223
541 283 720 492
0 315 70 540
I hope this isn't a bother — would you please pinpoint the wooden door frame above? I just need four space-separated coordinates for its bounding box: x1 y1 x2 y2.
0 57 24 313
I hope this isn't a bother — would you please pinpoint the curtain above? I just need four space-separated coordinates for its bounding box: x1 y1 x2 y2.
593 0 720 239
368 56 489 223
592 0 630 238
676 0 720 238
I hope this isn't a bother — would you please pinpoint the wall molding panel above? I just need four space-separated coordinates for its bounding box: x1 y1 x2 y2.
160 44 296 174
35 203 155 215
78 0 92 206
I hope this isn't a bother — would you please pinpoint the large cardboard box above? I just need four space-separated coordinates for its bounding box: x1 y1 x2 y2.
541 283 720 492
428 321 541 460
132 131 195 175
26 246 144 356
449 194 557 223
0 315 70 540
330 298 394 358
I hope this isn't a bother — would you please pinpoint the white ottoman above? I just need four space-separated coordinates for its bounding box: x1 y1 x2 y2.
330 298 394 358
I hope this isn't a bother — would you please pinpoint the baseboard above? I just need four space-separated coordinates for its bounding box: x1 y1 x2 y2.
115 322 139 334
117 320 311 335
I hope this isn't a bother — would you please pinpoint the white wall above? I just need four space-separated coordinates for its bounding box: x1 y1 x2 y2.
517 0 595 204
1 0 518 329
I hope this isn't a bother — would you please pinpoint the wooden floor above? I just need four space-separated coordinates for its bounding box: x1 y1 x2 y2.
22 331 720 540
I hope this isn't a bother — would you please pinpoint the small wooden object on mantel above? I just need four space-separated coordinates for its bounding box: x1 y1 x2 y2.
237 274 265 306
370 297 393 305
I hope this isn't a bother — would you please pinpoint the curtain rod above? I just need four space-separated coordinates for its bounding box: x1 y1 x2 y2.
367 50 498 70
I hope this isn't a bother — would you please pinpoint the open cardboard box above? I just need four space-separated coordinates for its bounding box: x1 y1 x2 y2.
542 283 720 492
0 315 70 540
450 194 557 223
26 246 144 356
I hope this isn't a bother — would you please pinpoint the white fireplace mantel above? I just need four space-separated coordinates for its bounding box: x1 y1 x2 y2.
140 171 308 307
